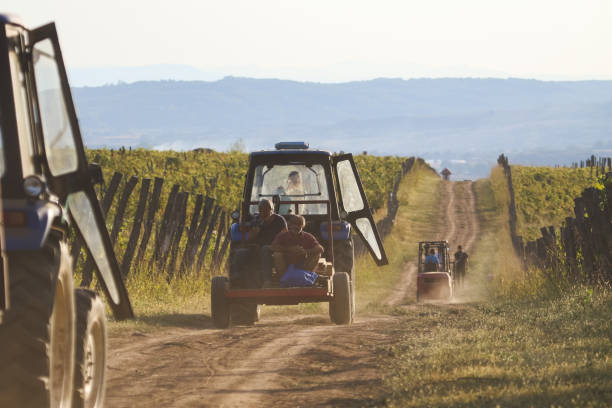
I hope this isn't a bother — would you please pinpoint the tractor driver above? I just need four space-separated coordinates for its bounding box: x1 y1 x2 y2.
286 170 304 196
277 170 305 214
269 214 324 281
424 248 440 272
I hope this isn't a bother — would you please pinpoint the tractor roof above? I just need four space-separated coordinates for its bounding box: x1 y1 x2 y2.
250 141 331 160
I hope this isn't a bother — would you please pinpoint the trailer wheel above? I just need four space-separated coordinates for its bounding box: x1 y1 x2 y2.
333 239 355 321
329 272 351 325
230 303 260 326
0 239 75 408
73 289 107 408
211 276 230 328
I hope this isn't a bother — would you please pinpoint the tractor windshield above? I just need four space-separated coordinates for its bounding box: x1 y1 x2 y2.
32 39 78 176
249 164 329 215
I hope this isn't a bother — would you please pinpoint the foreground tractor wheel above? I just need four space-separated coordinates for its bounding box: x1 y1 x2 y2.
211 276 230 328
0 239 75 408
230 303 260 326
329 272 352 325
73 289 107 408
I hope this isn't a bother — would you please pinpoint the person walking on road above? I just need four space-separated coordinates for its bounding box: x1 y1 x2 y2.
454 245 469 288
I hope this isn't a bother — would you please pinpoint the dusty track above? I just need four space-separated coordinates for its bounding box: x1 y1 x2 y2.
106 180 478 407
386 181 478 307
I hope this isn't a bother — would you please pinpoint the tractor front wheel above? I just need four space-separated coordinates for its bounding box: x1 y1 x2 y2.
73 289 107 408
329 272 352 325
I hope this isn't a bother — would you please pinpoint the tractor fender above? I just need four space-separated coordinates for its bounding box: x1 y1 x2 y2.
3 199 62 250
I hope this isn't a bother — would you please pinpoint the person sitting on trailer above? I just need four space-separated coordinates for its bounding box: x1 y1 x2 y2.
269 214 324 281
249 199 287 247
230 199 286 288
250 199 287 287
424 248 440 272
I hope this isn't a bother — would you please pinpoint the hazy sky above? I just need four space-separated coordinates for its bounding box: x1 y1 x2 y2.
4 0 612 81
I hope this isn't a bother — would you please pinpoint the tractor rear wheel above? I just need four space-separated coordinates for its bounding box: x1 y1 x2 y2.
211 276 230 328
0 239 75 408
73 289 107 408
329 272 351 325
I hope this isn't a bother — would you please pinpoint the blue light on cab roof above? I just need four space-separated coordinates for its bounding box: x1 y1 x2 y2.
275 142 309 150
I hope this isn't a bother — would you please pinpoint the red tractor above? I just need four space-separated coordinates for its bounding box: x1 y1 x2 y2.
416 241 453 301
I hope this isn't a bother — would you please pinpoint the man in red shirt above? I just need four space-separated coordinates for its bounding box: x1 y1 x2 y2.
270 214 324 275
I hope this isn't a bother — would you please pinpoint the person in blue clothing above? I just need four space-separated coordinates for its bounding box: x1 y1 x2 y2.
424 248 440 272
229 199 287 288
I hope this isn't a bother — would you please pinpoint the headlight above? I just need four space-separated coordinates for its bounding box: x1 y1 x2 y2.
23 176 45 197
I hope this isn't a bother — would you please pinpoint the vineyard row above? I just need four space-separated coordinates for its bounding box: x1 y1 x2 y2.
74 153 416 284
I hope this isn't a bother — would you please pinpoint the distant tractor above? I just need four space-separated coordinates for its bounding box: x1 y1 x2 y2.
416 241 453 301
211 142 388 328
0 15 133 407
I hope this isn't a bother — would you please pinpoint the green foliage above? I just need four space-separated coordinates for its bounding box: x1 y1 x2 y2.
353 154 408 210
87 148 248 211
86 148 406 213
511 166 599 241
82 148 408 306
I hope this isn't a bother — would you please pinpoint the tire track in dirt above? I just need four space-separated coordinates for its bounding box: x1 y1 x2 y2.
446 181 478 253
106 180 479 407
107 316 394 407
443 181 457 243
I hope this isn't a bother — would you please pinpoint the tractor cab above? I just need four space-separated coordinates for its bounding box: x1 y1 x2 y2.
418 241 451 273
239 142 387 265
0 15 131 318
211 142 388 328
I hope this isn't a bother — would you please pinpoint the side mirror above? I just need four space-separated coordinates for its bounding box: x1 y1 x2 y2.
88 163 104 186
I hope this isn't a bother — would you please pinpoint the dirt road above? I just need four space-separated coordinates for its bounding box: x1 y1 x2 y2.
106 181 478 407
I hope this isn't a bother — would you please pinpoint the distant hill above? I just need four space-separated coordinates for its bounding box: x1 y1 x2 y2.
71 77 612 179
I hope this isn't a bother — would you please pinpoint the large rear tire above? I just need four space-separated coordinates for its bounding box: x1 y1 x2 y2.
0 239 75 408
73 289 107 408
211 276 230 328
329 272 352 325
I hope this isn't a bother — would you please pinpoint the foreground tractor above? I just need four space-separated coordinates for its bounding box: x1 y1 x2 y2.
0 15 133 407
211 142 388 328
416 241 453 301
